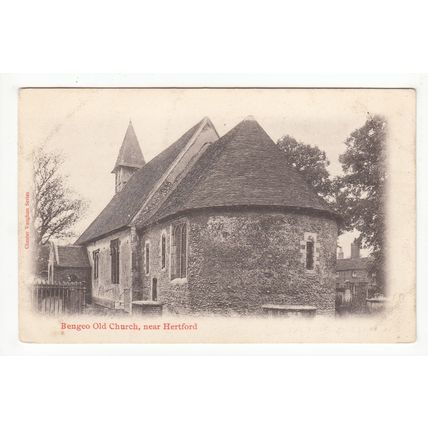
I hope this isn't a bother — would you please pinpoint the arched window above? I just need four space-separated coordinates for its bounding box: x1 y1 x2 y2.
161 233 166 270
145 241 150 275
152 277 158 301
110 239 120 284
171 223 187 280
93 249 99 279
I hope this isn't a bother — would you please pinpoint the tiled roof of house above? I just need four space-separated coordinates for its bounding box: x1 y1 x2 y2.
148 117 338 224
56 245 90 268
111 121 145 172
336 257 371 271
75 118 208 244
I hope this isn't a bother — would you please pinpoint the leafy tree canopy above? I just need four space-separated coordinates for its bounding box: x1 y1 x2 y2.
335 114 387 289
335 115 387 252
277 135 333 201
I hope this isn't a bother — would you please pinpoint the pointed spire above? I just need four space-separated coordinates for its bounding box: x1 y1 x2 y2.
111 121 145 173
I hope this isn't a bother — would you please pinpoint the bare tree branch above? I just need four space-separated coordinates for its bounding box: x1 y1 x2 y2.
32 147 88 247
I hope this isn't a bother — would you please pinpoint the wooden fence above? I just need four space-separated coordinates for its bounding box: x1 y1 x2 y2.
31 280 86 315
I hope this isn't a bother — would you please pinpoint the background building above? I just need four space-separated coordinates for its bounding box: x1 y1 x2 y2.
335 239 377 314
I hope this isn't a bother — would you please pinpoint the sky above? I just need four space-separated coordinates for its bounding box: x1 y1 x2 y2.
20 88 401 258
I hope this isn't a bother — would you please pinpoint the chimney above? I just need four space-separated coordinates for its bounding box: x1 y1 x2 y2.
337 246 344 259
350 239 360 259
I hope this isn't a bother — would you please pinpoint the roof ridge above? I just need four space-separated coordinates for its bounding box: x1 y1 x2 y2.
142 121 262 225
151 132 229 221
130 117 218 226
130 117 209 175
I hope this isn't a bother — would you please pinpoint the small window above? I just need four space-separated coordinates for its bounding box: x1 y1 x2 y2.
171 223 187 280
145 241 150 275
161 233 166 269
152 278 158 301
352 270 357 278
110 239 120 284
306 240 314 270
93 249 100 279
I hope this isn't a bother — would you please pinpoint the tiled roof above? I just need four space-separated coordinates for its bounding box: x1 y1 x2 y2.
111 121 145 172
148 117 338 224
75 118 208 244
336 257 371 271
56 245 90 268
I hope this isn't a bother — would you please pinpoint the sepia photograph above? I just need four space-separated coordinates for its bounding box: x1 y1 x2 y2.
2 3 428 428
18 88 416 343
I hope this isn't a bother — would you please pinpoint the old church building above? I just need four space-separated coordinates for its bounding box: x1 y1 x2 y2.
74 116 340 316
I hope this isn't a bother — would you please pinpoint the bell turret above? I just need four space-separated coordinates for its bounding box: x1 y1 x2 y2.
112 121 145 193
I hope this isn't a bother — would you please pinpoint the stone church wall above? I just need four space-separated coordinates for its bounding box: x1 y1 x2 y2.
187 209 338 316
140 209 338 316
139 216 191 314
86 229 132 311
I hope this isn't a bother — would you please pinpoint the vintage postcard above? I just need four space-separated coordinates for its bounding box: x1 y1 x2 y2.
18 87 416 343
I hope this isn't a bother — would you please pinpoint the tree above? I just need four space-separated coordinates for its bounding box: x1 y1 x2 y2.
277 135 333 201
336 114 387 291
32 147 88 247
